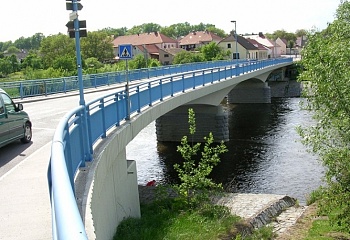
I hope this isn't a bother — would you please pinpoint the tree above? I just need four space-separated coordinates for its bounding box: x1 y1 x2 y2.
173 51 205 64
98 27 127 38
40 34 75 68
174 108 227 207
128 54 147 69
295 29 308 37
81 31 114 62
298 1 350 232
21 51 43 70
0 58 13 76
6 46 20 54
161 22 193 38
199 42 229 61
127 23 161 35
0 41 13 52
30 33 45 50
287 40 294 54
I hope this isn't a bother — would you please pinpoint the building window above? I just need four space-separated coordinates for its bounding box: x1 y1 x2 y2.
164 54 169 58
228 43 232 48
232 52 240 59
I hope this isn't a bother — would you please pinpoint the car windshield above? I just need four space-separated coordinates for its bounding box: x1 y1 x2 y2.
0 93 15 112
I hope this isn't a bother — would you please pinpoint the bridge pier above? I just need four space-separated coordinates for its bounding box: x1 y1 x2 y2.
227 81 271 103
156 105 229 142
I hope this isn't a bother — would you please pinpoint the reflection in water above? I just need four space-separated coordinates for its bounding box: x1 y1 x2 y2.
126 98 324 204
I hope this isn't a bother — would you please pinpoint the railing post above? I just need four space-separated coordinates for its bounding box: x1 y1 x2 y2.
148 82 152 106
19 82 24 99
193 72 196 89
182 75 185 93
137 86 141 112
160 80 163 101
170 77 174 97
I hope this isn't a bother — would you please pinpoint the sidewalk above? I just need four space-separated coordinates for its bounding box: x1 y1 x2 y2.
0 143 52 240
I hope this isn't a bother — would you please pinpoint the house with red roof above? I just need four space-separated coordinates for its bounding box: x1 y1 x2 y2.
112 32 180 64
179 31 223 51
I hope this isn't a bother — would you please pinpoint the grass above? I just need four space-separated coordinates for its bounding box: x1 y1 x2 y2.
304 215 350 240
113 197 277 240
113 198 241 240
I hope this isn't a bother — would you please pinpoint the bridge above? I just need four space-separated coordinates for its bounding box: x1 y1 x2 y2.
41 58 294 239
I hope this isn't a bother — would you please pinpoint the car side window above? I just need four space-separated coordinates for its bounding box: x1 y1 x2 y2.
0 98 4 114
0 93 15 112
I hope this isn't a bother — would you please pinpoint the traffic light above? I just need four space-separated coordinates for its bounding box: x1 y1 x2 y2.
65 0 87 38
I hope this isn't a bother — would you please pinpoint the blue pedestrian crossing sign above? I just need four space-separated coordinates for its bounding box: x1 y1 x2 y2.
119 44 133 60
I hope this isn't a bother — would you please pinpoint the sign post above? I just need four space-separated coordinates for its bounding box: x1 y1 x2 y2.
118 44 133 120
65 0 91 162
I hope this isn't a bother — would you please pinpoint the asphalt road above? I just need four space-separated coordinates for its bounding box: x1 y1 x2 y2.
0 85 126 178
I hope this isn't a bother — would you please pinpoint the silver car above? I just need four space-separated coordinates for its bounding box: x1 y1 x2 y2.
0 88 32 148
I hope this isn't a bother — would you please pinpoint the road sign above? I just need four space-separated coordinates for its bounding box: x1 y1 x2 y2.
68 29 87 38
66 20 86 30
66 2 83 11
119 44 133 60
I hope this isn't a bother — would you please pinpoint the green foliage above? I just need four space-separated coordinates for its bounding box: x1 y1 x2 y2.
21 51 43 70
265 29 298 42
173 51 205 64
147 58 161 68
128 54 147 69
81 31 114 61
174 108 228 207
24 67 71 80
52 55 76 73
6 46 20 54
84 57 104 74
0 55 20 76
114 198 239 240
97 27 128 38
199 42 229 61
40 34 75 68
297 1 350 233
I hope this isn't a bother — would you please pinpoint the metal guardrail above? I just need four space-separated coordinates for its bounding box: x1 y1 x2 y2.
47 58 293 239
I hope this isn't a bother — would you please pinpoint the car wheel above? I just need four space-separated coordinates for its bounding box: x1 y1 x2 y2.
21 122 32 143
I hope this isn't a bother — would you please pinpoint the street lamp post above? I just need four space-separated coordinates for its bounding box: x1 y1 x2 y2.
231 20 238 65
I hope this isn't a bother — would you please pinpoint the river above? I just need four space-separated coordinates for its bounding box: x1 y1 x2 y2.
126 97 325 205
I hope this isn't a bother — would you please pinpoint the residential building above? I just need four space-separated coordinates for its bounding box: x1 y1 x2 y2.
245 38 269 60
133 44 160 63
276 37 287 55
179 30 223 51
158 48 185 65
218 34 261 60
112 32 178 60
295 35 307 54
243 32 280 58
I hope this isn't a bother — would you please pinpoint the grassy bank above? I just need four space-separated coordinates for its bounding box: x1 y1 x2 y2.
113 198 275 240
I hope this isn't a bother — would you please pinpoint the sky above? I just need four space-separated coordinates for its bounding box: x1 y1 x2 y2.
0 0 341 42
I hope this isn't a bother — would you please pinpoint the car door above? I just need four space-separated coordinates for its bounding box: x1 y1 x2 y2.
0 92 24 141
0 95 9 146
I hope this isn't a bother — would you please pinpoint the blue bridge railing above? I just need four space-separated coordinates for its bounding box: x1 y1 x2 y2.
47 58 293 239
0 59 246 100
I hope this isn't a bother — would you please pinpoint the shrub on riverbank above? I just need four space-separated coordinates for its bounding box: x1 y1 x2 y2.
298 1 350 233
